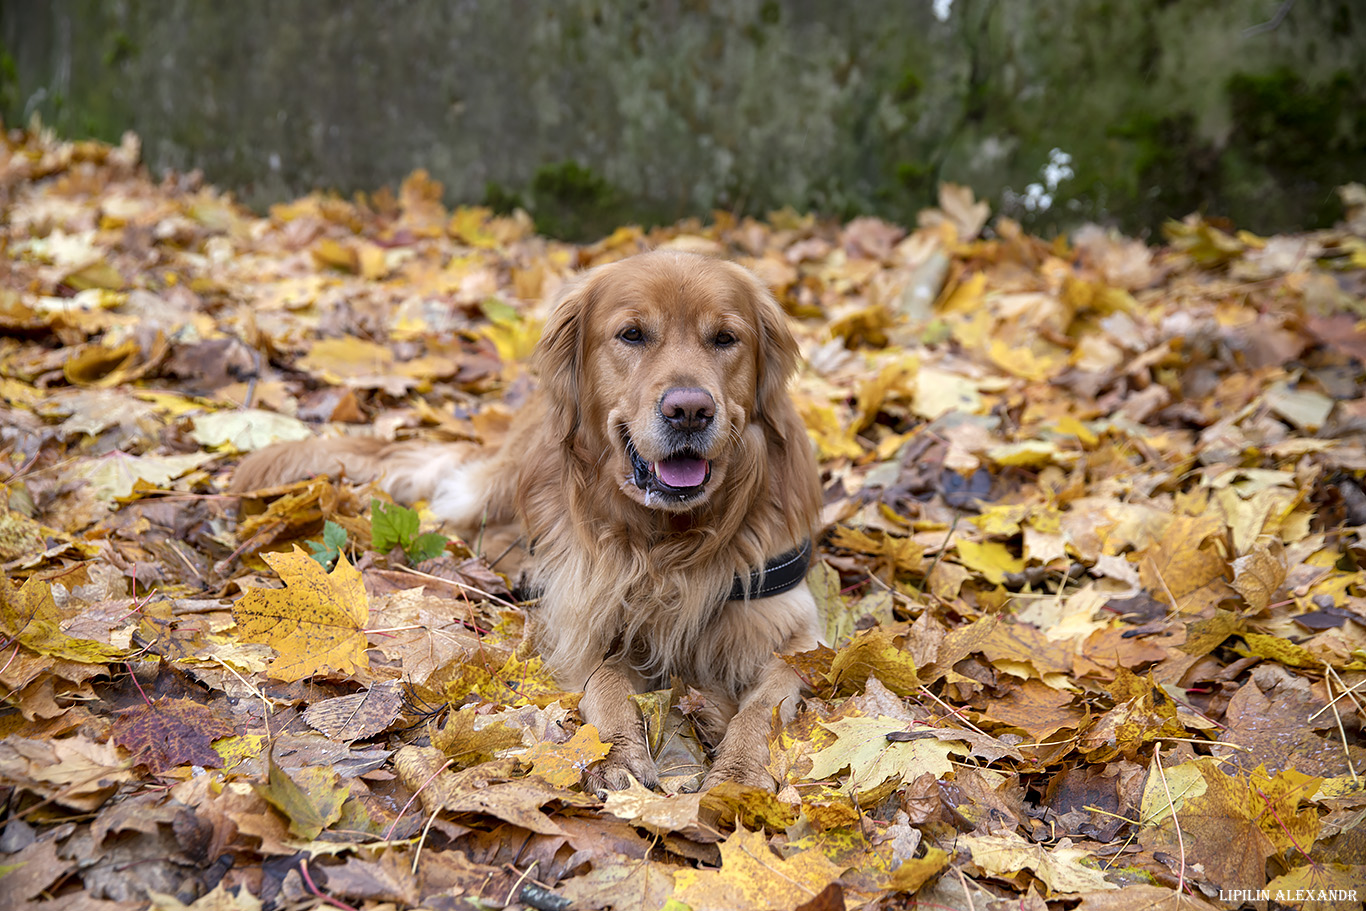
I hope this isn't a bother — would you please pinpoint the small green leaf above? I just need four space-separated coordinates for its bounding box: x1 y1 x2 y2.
306 519 347 568
322 520 348 552
371 498 419 554
408 531 448 563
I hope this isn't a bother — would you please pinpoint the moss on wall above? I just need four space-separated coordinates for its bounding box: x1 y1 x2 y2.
3 0 1361 238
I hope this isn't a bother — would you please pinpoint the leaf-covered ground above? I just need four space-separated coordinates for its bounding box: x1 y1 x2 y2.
1 128 1364 911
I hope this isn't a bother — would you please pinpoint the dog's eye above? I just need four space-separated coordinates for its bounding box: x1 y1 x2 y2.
713 330 737 348
617 327 645 345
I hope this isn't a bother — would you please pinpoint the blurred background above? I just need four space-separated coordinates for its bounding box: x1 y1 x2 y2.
3 0 1362 240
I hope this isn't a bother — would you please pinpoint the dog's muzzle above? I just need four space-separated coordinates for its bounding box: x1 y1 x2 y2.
626 436 711 502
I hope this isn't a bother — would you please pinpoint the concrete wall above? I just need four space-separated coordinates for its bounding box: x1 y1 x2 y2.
3 0 1362 238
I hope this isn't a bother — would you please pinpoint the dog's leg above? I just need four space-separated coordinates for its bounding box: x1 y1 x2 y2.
579 661 659 792
700 656 802 791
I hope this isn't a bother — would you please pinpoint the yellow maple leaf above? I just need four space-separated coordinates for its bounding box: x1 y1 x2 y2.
911 365 983 420
232 547 369 681
987 337 1067 381
1138 757 1302 893
297 336 395 383
827 525 923 577
888 846 950 894
524 724 611 788
310 237 359 273
256 754 349 840
1137 519 1235 614
430 707 524 768
441 651 567 707
939 270 986 315
954 539 1025 585
987 439 1076 468
853 358 917 430
827 626 919 696
674 825 843 911
971 503 1031 536
480 316 543 368
1241 632 1319 669
794 397 864 460
448 206 499 248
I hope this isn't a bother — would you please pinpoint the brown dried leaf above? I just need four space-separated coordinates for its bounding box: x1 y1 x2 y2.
301 681 404 741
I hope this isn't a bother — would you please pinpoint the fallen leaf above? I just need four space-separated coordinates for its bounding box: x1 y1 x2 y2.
232 548 370 681
255 754 349 840
673 826 843 911
430 706 525 768
112 698 235 772
603 776 708 839
827 626 920 696
321 852 419 906
961 832 1117 895
805 715 963 798
78 451 215 502
524 723 611 788
301 681 404 741
191 409 314 451
0 576 128 664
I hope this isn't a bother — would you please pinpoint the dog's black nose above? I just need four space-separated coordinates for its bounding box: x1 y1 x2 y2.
659 387 715 433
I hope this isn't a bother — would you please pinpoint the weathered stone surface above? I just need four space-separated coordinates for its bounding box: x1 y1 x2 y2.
2 0 1361 237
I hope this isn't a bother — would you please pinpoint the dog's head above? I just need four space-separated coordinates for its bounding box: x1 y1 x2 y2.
534 251 800 513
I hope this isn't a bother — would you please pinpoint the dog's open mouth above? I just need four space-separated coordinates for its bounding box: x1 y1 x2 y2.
626 436 711 501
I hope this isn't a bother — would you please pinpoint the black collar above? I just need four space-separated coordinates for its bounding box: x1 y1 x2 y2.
728 540 812 601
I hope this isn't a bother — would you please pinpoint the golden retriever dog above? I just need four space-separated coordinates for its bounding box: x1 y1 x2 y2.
232 251 822 791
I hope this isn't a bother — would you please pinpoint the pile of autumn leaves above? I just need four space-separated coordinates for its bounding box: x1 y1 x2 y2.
0 126 1365 911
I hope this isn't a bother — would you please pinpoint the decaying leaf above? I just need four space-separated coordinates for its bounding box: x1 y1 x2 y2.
805 715 964 799
0 576 129 664
827 626 920 696
301 681 405 741
0 735 134 812
961 832 1117 895
112 697 235 772
602 775 710 840
1229 540 1288 611
430 706 525 768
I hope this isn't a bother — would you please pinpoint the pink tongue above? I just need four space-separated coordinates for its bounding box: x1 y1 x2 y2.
654 456 708 488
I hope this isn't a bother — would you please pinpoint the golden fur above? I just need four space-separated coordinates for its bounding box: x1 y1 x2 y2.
232 251 822 790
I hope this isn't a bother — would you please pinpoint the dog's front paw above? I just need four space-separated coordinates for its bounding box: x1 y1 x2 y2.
585 736 659 794
700 760 776 792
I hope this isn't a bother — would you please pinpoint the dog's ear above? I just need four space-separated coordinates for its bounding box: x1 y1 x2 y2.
533 271 598 442
744 270 801 430
738 264 821 535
